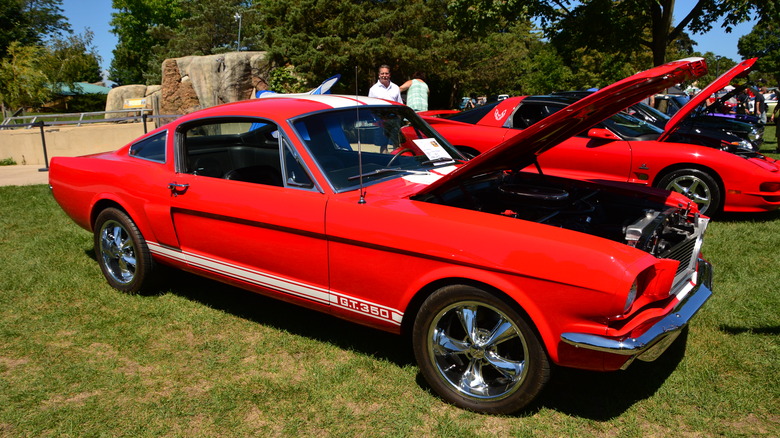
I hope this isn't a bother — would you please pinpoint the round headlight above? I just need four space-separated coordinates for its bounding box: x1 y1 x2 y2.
624 281 638 313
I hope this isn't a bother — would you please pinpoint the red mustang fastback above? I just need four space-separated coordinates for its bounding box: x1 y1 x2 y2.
49 59 712 414
424 58 780 216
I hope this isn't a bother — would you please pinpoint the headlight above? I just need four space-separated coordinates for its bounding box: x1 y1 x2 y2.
760 182 780 192
624 281 638 313
734 139 757 152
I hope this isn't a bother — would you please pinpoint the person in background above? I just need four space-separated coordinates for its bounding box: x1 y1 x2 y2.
399 72 429 112
755 86 767 124
735 87 749 115
771 101 780 152
368 65 403 103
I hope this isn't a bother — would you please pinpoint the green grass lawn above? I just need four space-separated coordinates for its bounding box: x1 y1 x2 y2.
1 173 778 436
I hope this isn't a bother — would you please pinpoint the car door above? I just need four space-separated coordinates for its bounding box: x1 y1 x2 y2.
167 117 330 308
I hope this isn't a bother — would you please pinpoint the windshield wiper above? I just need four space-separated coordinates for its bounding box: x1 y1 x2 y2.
421 157 460 166
347 167 429 181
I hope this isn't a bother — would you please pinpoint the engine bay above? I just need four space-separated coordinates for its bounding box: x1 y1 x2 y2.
415 171 700 258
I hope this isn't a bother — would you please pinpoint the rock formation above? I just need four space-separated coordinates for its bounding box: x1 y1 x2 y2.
105 51 270 116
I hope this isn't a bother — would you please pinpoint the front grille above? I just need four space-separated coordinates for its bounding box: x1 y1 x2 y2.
660 236 697 277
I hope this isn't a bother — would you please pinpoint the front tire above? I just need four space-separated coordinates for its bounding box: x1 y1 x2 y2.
656 168 722 215
412 285 549 414
94 208 156 294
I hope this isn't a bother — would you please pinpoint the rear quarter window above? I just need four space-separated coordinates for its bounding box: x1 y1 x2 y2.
129 132 166 163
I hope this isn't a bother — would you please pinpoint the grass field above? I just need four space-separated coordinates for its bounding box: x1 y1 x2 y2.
0 132 778 437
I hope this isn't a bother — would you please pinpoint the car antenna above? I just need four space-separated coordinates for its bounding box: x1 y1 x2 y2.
356 65 367 204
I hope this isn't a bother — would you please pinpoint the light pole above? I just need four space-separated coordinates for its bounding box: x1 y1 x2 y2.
234 12 242 52
715 55 721 78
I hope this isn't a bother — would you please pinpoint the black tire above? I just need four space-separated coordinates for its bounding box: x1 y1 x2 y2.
94 208 156 294
412 285 550 414
656 168 722 215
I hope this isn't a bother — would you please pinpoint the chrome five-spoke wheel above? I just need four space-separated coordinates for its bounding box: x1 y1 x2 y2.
94 208 156 294
657 168 722 215
99 219 137 285
413 286 549 414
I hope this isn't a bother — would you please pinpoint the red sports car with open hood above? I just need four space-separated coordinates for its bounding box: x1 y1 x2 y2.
49 59 712 415
425 58 780 215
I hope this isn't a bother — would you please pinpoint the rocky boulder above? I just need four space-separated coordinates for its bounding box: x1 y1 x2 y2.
161 51 270 115
105 51 270 117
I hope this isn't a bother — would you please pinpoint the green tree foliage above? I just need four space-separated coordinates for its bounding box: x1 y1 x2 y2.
41 30 102 86
738 22 780 86
0 42 52 111
251 0 573 107
109 0 252 85
108 0 186 85
0 0 70 58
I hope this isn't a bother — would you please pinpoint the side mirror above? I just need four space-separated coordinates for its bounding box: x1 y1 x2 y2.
587 128 620 141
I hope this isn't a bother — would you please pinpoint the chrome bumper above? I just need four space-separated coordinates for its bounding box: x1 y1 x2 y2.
561 259 712 369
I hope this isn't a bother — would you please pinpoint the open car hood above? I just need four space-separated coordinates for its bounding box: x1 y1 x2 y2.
658 57 757 141
416 58 708 198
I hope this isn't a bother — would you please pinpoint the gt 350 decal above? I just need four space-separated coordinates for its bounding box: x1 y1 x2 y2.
147 241 403 326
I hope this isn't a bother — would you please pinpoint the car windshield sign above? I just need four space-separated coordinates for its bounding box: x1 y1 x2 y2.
292 107 461 191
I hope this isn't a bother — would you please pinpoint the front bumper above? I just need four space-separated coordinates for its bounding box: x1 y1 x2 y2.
560 258 712 369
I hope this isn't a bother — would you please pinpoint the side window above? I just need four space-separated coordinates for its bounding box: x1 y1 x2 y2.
283 138 314 189
180 119 284 187
512 104 560 129
129 131 166 162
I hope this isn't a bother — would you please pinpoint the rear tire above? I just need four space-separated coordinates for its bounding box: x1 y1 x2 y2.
94 208 156 294
412 285 549 414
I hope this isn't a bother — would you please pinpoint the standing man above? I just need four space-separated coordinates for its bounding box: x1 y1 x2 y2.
368 65 403 103
755 86 767 124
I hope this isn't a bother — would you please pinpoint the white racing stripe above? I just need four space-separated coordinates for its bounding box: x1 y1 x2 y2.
147 241 403 326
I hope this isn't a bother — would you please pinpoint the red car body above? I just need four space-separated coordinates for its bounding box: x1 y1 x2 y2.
425 59 780 215
50 59 712 414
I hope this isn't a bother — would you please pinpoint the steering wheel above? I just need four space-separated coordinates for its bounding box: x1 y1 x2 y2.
386 147 415 167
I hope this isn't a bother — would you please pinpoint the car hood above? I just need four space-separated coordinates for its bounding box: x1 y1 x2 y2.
658 57 757 141
416 57 708 197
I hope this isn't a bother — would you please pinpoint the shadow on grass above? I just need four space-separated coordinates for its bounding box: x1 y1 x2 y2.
142 267 688 420
528 327 688 420
719 325 780 336
716 209 780 223
159 268 416 368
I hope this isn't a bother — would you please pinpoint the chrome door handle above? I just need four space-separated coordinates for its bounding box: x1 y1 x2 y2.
167 182 189 196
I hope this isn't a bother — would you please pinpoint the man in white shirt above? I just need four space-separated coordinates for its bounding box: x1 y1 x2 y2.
368 65 403 103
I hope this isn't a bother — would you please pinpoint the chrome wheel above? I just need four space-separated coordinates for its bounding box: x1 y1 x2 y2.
429 301 528 400
99 219 137 285
664 175 711 210
413 286 549 414
657 168 721 215
94 208 156 294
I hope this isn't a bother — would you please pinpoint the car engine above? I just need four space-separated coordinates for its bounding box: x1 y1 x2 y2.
416 171 702 262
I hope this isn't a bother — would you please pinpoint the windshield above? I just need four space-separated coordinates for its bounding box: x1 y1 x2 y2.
602 111 664 137
292 106 464 192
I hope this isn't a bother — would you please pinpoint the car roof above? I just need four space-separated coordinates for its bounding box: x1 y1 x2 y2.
174 94 403 124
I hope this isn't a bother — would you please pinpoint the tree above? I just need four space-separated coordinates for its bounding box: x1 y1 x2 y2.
108 0 186 85
41 30 103 87
0 42 52 112
738 22 780 86
143 0 253 84
0 0 70 58
445 0 778 67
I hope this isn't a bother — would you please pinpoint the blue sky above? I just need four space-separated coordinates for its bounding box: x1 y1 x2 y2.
60 0 758 75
